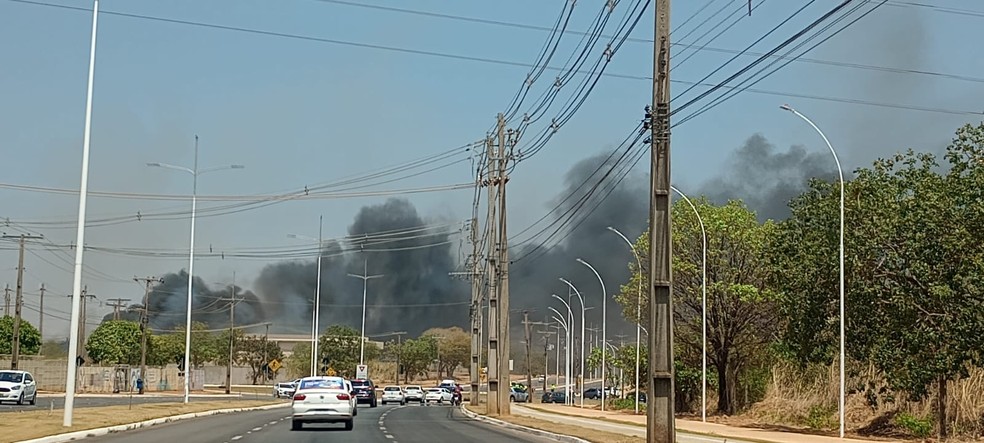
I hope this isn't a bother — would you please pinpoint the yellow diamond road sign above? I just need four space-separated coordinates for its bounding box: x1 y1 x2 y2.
268 359 282 372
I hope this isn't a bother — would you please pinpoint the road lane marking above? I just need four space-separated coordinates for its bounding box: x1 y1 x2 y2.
230 436 242 441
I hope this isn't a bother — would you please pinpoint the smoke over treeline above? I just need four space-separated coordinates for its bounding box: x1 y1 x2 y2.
137 198 467 337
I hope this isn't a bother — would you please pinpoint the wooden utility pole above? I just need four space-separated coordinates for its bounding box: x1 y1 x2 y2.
135 276 161 394
648 0 675 440
5 233 43 370
107 298 130 321
523 311 533 403
39 284 45 343
71 286 96 363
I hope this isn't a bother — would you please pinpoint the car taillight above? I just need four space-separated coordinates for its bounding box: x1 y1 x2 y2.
337 394 351 400
293 393 306 401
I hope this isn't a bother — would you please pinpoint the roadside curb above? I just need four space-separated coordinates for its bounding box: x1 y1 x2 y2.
20 402 290 443
459 405 590 443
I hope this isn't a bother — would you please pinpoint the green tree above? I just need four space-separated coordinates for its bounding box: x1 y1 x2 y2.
614 199 777 414
238 334 283 384
284 342 312 379
396 338 436 383
318 324 376 378
85 320 142 365
148 333 183 367
0 316 42 355
772 124 984 438
213 329 248 367
422 327 470 379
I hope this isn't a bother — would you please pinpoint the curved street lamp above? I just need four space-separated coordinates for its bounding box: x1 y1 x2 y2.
670 185 708 422
781 103 845 438
147 138 244 403
287 216 325 376
548 303 572 405
606 226 642 413
559 278 586 407
574 259 609 410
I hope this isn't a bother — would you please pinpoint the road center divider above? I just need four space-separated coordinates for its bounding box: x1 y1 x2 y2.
458 405 590 443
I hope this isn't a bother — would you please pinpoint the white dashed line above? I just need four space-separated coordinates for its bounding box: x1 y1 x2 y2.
251 427 262 432
230 436 242 441
385 435 394 439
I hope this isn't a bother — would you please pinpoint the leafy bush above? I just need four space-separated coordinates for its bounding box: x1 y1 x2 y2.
894 412 932 438
805 403 836 430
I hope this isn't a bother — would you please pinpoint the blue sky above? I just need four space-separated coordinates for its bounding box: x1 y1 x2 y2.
2 0 982 339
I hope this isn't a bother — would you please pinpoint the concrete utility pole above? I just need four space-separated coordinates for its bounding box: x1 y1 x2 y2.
647 0 675 440
485 114 514 416
221 273 240 395
523 311 533 403
4 284 9 316
449 217 484 406
4 233 44 370
107 298 130 321
135 276 161 395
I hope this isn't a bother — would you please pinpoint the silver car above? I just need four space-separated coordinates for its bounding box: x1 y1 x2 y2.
291 376 355 431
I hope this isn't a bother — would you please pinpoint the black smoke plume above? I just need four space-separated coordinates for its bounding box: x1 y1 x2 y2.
698 134 841 221
138 198 466 338
509 152 648 336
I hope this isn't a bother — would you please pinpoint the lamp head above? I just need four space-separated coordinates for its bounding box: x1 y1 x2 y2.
779 104 793 112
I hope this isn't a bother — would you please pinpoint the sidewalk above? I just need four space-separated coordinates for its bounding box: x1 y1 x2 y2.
513 403 902 443
37 391 248 398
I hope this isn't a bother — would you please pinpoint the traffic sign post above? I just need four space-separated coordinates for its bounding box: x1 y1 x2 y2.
356 364 368 379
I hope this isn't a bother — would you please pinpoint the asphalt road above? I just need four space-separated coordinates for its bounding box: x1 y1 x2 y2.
0 395 275 413
86 402 560 443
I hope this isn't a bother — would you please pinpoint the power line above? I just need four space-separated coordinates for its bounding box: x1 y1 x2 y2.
295 0 984 84
6 0 977 118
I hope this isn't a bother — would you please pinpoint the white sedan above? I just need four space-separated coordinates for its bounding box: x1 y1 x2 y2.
381 386 405 405
291 376 355 431
424 387 453 404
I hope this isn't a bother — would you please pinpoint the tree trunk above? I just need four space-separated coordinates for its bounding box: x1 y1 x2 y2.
716 354 735 415
938 374 948 439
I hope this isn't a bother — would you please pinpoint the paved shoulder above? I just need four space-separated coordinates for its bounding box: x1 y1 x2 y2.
86 404 393 443
382 403 560 443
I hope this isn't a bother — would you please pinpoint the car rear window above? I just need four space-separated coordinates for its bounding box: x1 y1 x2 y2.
384 387 401 391
352 380 371 387
299 379 344 390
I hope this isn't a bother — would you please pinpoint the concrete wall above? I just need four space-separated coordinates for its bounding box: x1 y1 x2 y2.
0 358 204 393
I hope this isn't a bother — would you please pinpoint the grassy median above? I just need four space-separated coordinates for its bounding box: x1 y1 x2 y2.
6 399 285 442
465 404 644 443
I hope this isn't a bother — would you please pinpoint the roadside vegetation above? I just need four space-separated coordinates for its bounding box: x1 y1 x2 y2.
604 123 984 441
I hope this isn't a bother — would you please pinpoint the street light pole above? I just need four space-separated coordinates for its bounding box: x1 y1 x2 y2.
559 279 585 407
548 307 570 405
148 139 244 404
669 186 707 422
606 227 642 413
64 0 100 427
348 257 384 366
781 103 845 438
574 259 607 409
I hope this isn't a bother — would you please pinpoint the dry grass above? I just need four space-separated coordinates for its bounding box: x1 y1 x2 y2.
4 399 283 442
465 404 644 443
731 362 984 441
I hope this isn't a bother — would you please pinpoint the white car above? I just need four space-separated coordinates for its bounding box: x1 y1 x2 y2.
424 387 453 404
274 382 295 398
0 370 37 405
381 386 405 405
291 376 355 431
403 385 425 404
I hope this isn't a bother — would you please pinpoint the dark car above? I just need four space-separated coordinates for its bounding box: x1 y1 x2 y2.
542 391 565 403
583 388 603 399
351 378 378 407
